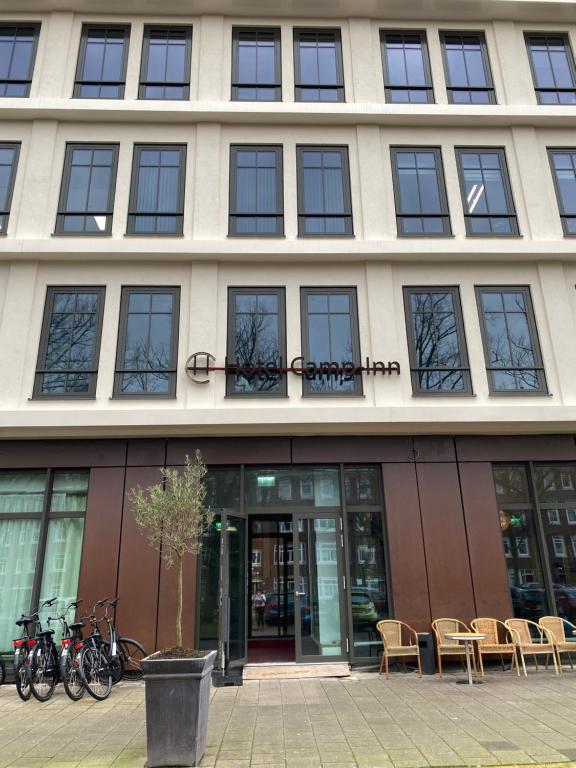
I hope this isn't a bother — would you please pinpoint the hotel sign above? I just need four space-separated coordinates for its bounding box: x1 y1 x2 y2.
185 352 400 385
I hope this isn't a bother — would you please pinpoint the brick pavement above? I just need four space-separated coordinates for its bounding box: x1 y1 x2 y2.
1 670 576 767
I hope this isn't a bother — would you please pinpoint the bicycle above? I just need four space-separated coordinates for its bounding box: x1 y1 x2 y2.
57 600 85 701
13 597 57 701
101 597 147 682
78 599 114 700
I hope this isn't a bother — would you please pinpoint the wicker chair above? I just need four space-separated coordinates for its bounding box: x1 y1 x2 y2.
505 618 559 676
539 616 576 671
470 618 520 676
376 620 422 678
431 618 477 677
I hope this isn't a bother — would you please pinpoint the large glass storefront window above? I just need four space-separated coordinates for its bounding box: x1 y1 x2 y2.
0 470 88 651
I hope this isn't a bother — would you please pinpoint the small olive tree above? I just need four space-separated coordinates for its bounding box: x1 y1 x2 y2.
128 450 213 648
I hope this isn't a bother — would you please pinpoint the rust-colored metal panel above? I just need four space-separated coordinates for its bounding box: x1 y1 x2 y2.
115 467 161 653
413 437 455 463
294 437 414 464
417 463 476 623
0 440 127 468
382 463 430 631
166 437 291 465
77 467 125 618
127 439 166 467
456 435 576 462
459 462 512 620
156 553 198 650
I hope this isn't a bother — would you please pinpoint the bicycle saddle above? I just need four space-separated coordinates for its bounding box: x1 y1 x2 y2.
15 615 34 626
37 629 54 636
69 622 84 631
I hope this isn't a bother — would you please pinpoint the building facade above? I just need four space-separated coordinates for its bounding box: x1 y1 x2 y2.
1 0 576 667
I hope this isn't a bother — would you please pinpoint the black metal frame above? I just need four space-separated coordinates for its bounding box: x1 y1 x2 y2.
380 30 434 104
296 145 353 237
547 147 576 236
475 285 548 395
0 23 40 97
228 145 284 236
525 33 576 104
455 147 519 237
113 286 180 399
33 286 106 399
293 28 345 102
73 24 130 99
139 25 192 101
226 286 287 398
403 286 473 396
55 143 119 236
231 27 281 101
439 31 496 104
0 142 20 235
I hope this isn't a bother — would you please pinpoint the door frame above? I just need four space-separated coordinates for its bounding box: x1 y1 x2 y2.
220 510 248 670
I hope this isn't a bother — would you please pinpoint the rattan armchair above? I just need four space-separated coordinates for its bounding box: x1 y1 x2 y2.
539 616 576 671
505 618 559 676
431 618 477 677
470 618 520 676
376 620 422 678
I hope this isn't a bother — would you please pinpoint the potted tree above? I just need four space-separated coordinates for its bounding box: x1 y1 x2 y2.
129 450 215 768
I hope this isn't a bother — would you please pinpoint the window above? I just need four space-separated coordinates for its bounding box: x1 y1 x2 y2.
568 509 576 524
548 509 561 525
548 149 576 235
0 143 19 234
476 287 547 393
139 26 192 100
456 148 519 236
516 537 530 557
229 146 283 236
114 287 180 397
572 536 576 556
403 287 471 394
553 535 567 557
55 144 118 235
294 29 344 102
127 145 186 235
0 470 87 652
226 288 286 396
440 32 495 104
503 537 512 557
391 147 451 236
300 288 362 395
232 27 281 101
74 26 129 99
0 25 39 96
526 34 576 104
380 31 433 103
297 146 352 236
34 287 105 398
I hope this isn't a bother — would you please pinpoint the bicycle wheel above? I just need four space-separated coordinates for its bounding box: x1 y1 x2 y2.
30 644 58 702
15 654 32 701
118 638 147 680
79 645 112 701
60 648 85 701
0 656 5 686
102 641 124 684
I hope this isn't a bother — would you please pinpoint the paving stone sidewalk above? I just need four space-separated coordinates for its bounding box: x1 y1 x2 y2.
1 670 576 767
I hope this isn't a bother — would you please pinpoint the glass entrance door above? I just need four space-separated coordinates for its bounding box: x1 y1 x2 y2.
293 514 347 662
222 513 247 668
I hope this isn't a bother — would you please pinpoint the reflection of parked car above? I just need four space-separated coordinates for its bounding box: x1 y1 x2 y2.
554 585 576 623
351 590 377 624
265 593 310 627
351 587 388 618
515 583 546 620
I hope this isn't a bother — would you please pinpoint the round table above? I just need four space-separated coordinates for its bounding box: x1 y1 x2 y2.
445 632 487 686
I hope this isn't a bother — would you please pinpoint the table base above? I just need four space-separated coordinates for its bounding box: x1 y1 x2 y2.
456 679 483 685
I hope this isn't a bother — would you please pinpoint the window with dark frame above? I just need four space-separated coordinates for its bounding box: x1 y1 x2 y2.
455 148 519 236
297 146 353 236
127 145 186 235
380 31 433 103
391 147 451 236
114 287 180 397
33 287 105 398
229 146 283 236
232 27 281 101
403 287 472 395
440 32 496 104
226 288 286 396
476 286 547 393
548 149 576 235
55 144 118 235
0 143 19 235
294 29 344 102
0 24 40 97
300 287 362 396
139 26 192 100
74 25 130 99
526 34 576 105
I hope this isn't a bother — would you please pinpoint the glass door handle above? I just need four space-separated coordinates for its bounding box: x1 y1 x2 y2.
295 591 306 596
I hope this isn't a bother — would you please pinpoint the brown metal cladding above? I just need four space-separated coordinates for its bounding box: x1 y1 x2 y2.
456 435 576 462
413 437 456 462
156 553 198 650
293 436 414 463
416 462 476 623
382 463 430 631
0 439 127 468
459 462 512 620
115 467 161 653
166 437 291 466
77 467 125 619
127 439 167 467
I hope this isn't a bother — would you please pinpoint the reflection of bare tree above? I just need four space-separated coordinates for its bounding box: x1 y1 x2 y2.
44 309 96 392
122 341 170 393
485 294 538 390
233 309 281 392
308 336 356 393
411 293 462 391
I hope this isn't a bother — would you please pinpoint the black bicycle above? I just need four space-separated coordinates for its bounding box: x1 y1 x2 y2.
57 600 85 700
102 598 147 682
13 597 57 701
78 599 114 700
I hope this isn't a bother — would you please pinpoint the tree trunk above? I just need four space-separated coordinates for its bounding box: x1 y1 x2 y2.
176 551 183 647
